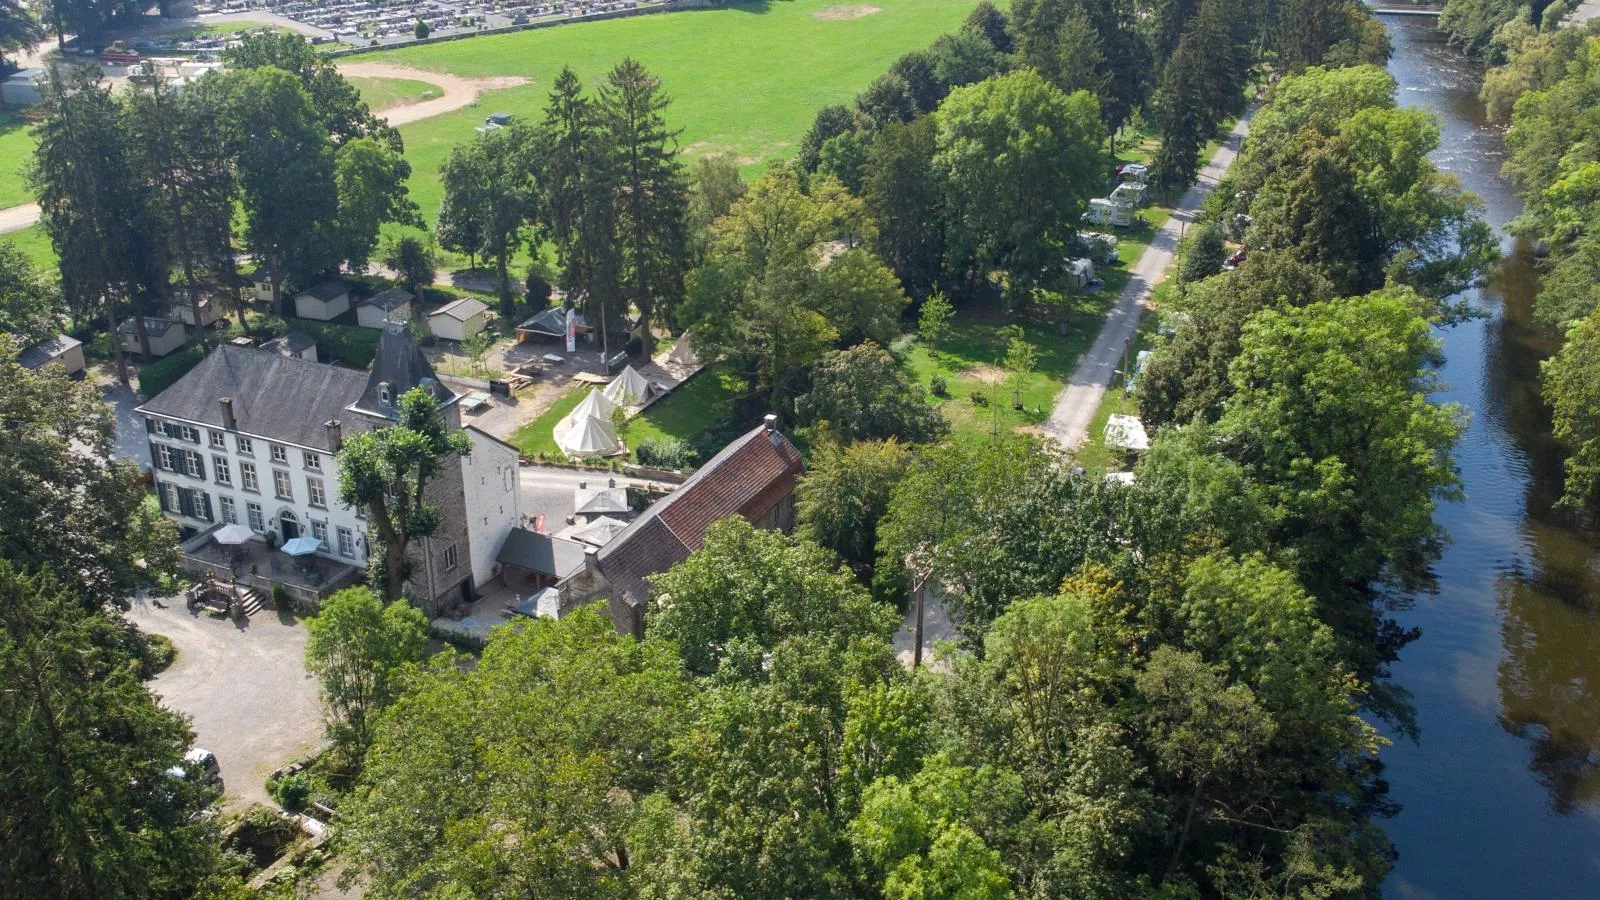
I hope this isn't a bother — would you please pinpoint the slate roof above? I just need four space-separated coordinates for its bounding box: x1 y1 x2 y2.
298 280 349 303
430 296 489 321
496 527 587 579
118 316 178 337
19 334 81 370
358 287 414 311
349 323 455 420
261 331 316 355
593 420 804 603
137 344 368 451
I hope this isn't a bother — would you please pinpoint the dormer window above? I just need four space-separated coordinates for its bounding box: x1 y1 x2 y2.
378 381 391 405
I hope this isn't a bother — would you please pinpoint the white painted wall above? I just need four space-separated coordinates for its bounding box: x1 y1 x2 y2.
146 419 370 568
294 292 350 322
428 310 486 342
461 427 522 590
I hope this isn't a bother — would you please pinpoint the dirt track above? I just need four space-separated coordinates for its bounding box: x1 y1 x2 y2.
335 61 528 126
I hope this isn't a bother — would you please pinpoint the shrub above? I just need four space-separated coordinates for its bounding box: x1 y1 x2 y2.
139 633 177 678
636 437 697 470
271 772 313 813
294 321 381 368
271 586 289 610
969 390 988 406
137 345 207 399
929 374 947 397
525 269 553 311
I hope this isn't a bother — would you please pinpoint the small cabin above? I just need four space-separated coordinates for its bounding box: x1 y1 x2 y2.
428 296 490 342
19 334 85 378
118 317 188 358
355 287 415 329
167 289 223 329
260 331 318 363
249 267 276 304
294 280 352 322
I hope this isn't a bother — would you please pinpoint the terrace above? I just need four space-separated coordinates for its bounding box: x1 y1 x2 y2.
179 529 364 611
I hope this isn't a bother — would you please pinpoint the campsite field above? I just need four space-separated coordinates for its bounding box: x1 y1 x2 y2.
374 0 978 222
350 75 440 111
0 112 34 209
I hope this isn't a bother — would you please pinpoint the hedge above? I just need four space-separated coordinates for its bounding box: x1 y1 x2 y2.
293 321 382 368
137 345 206 399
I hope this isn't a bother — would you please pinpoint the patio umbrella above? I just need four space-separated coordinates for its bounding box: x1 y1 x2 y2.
281 536 322 557
213 523 255 545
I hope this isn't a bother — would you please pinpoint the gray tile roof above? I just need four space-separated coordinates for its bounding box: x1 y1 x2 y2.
496 527 587 578
137 344 369 451
261 331 316 354
19 334 81 370
298 280 349 303
358 287 414 310
118 316 178 337
430 296 490 321
350 324 454 420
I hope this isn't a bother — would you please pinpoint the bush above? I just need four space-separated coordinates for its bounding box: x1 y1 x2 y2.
139 633 177 678
929 374 947 397
293 321 381 368
137 345 207 399
969 390 989 406
636 437 697 470
524 269 553 311
270 772 313 813
271 586 289 610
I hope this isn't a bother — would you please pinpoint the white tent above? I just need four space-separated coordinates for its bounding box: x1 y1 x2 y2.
574 486 630 516
603 365 654 407
1104 414 1151 453
664 330 699 366
559 389 617 433
555 413 621 458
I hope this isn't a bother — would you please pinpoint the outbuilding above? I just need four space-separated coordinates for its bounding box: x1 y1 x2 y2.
260 331 318 363
428 296 490 342
294 280 352 322
355 287 415 329
19 334 85 378
118 317 188 358
249 267 276 304
495 527 588 593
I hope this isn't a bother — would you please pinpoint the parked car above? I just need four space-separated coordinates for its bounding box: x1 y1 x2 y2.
1223 248 1247 270
167 748 222 786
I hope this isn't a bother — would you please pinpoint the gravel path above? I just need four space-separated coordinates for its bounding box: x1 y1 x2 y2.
334 61 529 127
1042 112 1254 451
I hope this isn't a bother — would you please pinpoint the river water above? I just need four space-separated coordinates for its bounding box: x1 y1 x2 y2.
1379 19 1600 898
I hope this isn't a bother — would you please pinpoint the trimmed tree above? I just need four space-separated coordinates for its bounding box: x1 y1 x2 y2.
336 387 472 603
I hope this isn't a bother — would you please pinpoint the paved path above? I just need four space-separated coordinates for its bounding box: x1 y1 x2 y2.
0 202 39 235
1042 113 1254 451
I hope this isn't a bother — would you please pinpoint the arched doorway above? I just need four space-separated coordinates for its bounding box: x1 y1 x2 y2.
279 509 300 542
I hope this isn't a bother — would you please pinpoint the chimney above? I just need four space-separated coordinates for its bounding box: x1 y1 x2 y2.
578 480 587 490
763 413 777 432
608 477 616 488
218 397 236 430
584 546 600 576
325 419 343 451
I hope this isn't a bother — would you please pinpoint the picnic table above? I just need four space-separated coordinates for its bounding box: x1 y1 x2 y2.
461 390 491 413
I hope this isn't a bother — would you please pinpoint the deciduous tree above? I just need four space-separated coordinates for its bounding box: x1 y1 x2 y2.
305 585 428 757
336 386 472 603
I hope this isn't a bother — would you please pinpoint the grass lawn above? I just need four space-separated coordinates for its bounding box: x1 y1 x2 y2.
375 0 977 223
6 224 55 270
903 299 1109 446
350 75 440 110
1072 312 1160 473
0 112 35 209
511 382 589 456
623 362 744 457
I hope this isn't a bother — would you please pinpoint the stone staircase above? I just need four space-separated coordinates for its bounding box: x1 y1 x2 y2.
235 585 267 618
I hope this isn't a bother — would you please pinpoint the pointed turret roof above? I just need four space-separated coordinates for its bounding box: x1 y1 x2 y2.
349 323 455 420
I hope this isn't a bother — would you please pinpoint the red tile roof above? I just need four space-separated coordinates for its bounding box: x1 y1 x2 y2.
594 421 804 602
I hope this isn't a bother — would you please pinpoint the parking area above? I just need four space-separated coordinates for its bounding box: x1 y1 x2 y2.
126 597 323 810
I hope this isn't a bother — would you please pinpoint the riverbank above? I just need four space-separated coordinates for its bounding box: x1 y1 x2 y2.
1376 19 1600 899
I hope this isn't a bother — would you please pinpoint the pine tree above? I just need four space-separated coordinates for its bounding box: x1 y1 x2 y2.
597 58 689 358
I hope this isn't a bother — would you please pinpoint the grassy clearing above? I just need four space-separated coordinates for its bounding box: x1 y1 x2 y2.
623 362 744 456
511 382 588 456
1072 311 1161 473
0 113 34 209
350 76 440 110
377 0 975 223
6 225 55 270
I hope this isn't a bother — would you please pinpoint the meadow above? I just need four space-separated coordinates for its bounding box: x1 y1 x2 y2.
373 0 980 223
350 75 440 110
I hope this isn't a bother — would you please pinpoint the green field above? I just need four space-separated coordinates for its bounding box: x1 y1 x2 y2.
0 113 35 209
350 75 439 110
376 0 978 223
6 224 54 271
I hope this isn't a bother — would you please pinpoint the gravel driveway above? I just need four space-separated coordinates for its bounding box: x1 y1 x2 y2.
126 597 324 810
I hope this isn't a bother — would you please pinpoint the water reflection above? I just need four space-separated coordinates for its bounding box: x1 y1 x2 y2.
1380 19 1600 898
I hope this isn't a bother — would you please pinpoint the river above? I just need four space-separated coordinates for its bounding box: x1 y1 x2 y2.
1379 19 1600 898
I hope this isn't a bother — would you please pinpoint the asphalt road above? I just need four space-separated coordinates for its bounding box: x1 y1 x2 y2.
1043 112 1255 451
126 596 323 810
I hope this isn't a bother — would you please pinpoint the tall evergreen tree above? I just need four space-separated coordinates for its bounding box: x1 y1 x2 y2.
31 65 166 378
597 58 688 358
